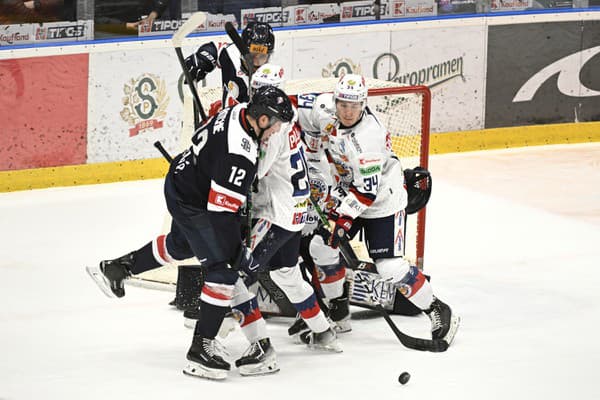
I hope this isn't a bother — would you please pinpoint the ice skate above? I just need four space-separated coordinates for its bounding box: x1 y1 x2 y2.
86 252 134 298
183 335 230 380
287 315 310 344
235 338 279 376
424 297 460 345
329 296 352 333
303 327 343 353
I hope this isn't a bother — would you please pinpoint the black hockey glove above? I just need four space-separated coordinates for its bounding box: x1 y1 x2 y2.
184 42 217 82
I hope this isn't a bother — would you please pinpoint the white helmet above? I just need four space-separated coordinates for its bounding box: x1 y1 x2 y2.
251 63 285 91
333 73 367 107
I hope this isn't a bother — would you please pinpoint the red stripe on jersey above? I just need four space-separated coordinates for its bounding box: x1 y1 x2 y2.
321 267 346 284
240 307 263 327
156 235 170 263
299 302 321 320
350 186 375 207
208 188 243 212
408 270 427 298
202 285 232 301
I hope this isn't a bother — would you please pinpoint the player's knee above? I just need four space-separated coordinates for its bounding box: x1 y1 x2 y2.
309 234 340 266
375 257 411 284
269 266 312 303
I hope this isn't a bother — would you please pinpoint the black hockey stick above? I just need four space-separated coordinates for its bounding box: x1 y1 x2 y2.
308 196 448 352
154 141 173 163
172 12 208 122
224 21 257 246
224 22 257 85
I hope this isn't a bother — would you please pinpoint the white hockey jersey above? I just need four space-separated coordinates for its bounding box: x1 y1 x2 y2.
296 93 406 220
324 107 407 220
252 112 309 232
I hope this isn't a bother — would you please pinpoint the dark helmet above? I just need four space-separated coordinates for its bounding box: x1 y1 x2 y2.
247 86 294 123
242 21 275 53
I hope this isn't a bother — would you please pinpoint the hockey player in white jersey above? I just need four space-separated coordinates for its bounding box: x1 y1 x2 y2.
289 93 353 336
234 64 342 353
313 74 459 345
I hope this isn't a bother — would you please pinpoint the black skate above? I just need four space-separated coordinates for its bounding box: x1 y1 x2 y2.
288 316 310 344
302 327 343 353
235 338 279 376
183 335 231 380
329 296 352 333
86 252 134 298
424 297 460 345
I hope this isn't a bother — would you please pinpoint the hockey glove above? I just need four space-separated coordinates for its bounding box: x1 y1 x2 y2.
328 209 353 249
184 46 217 82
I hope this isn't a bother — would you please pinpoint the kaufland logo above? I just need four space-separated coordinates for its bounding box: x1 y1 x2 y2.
35 25 85 40
0 32 30 44
295 7 308 23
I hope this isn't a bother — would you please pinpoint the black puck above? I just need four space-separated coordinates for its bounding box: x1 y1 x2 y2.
398 371 410 385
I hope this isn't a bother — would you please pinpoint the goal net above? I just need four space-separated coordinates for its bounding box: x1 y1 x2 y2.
132 78 430 289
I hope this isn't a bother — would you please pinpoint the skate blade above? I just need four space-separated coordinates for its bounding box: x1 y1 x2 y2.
183 317 196 330
307 341 343 353
443 315 461 346
183 361 228 380
86 266 117 299
238 361 280 376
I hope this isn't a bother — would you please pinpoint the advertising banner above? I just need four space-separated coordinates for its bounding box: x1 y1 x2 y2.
490 0 533 12
87 48 184 163
0 54 88 170
485 21 600 128
138 13 238 37
0 24 34 46
385 25 485 132
0 20 93 47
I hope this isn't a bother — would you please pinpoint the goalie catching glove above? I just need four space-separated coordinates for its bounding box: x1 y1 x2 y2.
327 209 353 249
403 166 432 215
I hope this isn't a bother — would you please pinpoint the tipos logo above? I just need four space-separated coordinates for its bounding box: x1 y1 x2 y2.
322 58 362 78
121 73 169 137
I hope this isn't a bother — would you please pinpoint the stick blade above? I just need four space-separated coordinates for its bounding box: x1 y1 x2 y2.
172 12 207 47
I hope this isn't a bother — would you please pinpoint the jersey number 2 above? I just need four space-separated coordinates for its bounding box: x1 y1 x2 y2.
290 147 309 197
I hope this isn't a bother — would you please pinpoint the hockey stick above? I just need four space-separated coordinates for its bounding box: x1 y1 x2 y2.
224 21 257 247
172 11 208 122
224 22 256 84
308 196 448 352
154 141 173 163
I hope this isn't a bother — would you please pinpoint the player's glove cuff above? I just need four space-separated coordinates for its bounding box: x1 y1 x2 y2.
328 209 353 249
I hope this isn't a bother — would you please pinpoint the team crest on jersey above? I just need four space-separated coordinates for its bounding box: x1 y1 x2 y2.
309 176 328 204
121 73 169 137
316 266 326 282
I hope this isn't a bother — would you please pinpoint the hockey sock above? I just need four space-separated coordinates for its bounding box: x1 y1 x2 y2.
128 241 162 274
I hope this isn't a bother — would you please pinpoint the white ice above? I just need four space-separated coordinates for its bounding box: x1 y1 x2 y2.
1 143 599 400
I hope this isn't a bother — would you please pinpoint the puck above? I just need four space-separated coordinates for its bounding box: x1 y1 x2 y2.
398 371 410 385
